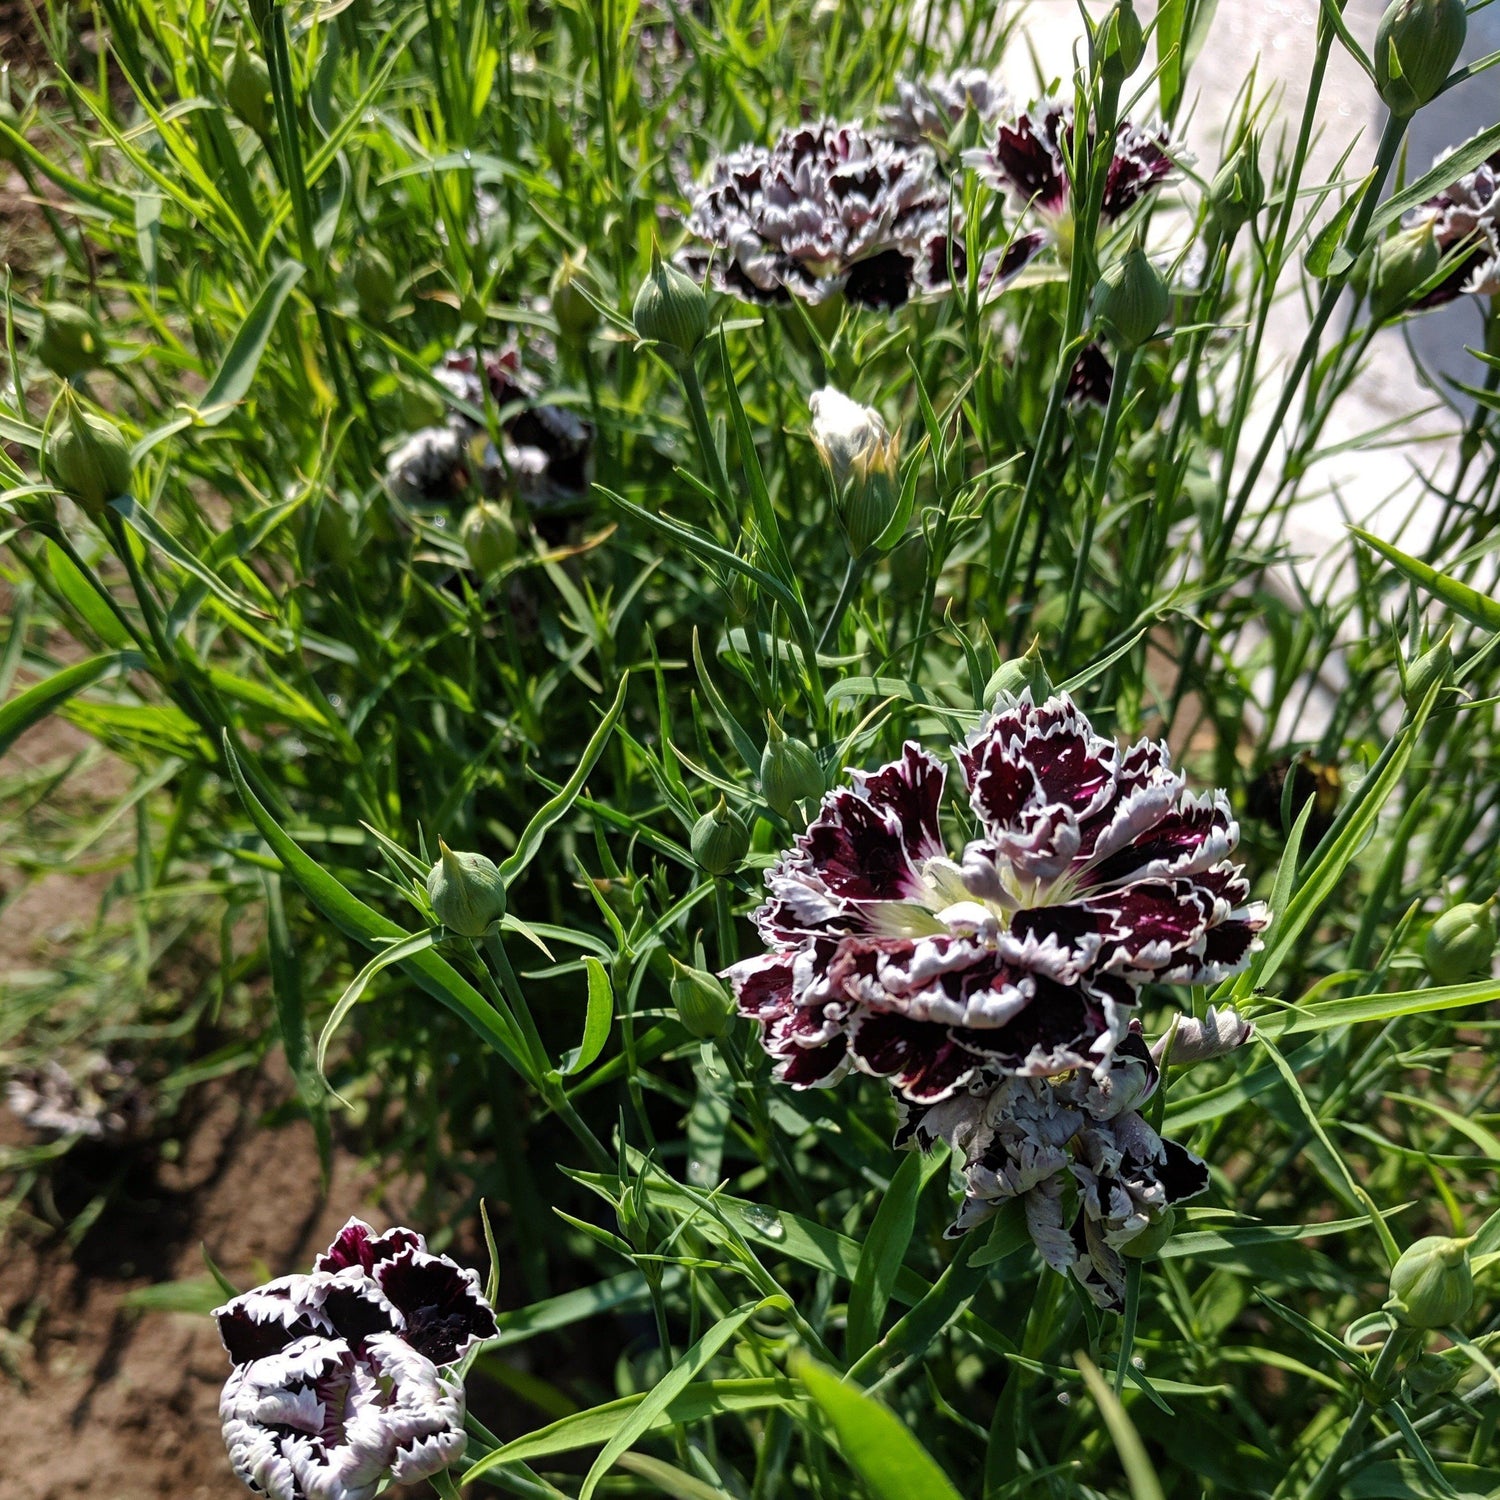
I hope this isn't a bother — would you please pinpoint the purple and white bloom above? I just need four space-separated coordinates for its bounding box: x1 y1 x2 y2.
881 69 1012 146
724 691 1267 1104
384 426 472 506
213 1218 497 1500
900 1027 1229 1310
965 101 1176 251
1402 146 1500 307
678 121 963 309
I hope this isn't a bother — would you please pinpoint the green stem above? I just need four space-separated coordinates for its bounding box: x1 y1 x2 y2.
818 550 871 654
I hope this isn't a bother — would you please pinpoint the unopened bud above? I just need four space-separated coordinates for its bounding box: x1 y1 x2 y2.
985 637 1053 704
1423 899 1496 984
760 717 824 816
551 251 599 344
425 841 507 936
36 303 104 378
669 959 734 1039
224 37 274 135
1120 1207 1176 1259
1401 629 1453 710
632 247 708 364
1092 242 1168 352
809 387 902 556
691 797 749 876
42 391 133 515
460 499 518 577
1151 1005 1255 1067
1374 0 1466 117
1099 0 1146 86
1207 137 1265 231
1369 221 1442 322
1389 1235 1475 1329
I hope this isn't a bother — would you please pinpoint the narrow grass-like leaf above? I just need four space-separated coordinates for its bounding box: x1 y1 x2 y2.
560 957 613 1076
0 651 142 758
193 261 305 422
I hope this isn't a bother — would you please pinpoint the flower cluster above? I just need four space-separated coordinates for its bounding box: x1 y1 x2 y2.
1402 145 1500 308
5 1052 150 1142
725 691 1267 1104
898 1009 1253 1309
881 68 1011 146
214 1218 497 1500
678 121 963 309
386 343 592 507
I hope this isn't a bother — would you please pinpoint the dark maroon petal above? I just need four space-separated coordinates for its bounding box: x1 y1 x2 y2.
375 1251 498 1365
847 1012 984 1101
319 1279 399 1346
1154 1138 1210 1202
959 740 1040 833
1195 917 1262 975
1085 796 1235 889
802 790 925 901
843 249 916 307
315 1218 425 1274
214 1282 322 1365
774 1033 850 1086
852 743 948 862
725 952 797 1024
1066 343 1113 405
956 975 1108 1069
979 230 1048 291
988 112 1069 212
1101 125 1174 220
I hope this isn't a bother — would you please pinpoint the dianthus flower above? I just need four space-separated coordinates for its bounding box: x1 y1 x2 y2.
881 68 1012 146
725 691 1267 1104
1402 145 1500 307
213 1218 497 1500
678 120 964 309
899 1010 1252 1309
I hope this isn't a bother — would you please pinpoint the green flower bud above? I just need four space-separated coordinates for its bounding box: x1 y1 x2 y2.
1120 1207 1176 1259
985 637 1053 703
35 303 105 378
351 246 397 323
1369 221 1442 322
632 247 708 364
691 797 750 876
1099 0 1146 87
1423 899 1497 984
669 958 734 1039
760 716 824 816
1375 0 1466 117
1404 1350 1464 1398
551 250 599 344
1401 629 1453 711
1389 1235 1475 1329
809 387 902 556
1092 242 1169 352
42 391 133 516
224 37 275 135
1207 137 1265 231
460 499 518 577
425 841 507 936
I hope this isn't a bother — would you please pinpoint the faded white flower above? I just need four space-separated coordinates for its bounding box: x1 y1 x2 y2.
882 69 1011 146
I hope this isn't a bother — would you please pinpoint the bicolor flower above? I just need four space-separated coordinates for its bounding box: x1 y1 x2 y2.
678 121 963 308
881 68 1012 147
1401 145 1500 307
724 691 1267 1104
213 1218 497 1500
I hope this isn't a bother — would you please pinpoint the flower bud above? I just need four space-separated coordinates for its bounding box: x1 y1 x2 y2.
809 387 902 556
460 499 518 577
425 841 507 936
1092 242 1168 352
1388 1235 1475 1329
691 797 749 876
1401 629 1453 711
1369 221 1442 322
1374 0 1466 117
985 637 1053 703
760 717 824 816
1404 1350 1464 1398
669 959 734 1039
1423 899 1496 984
1099 0 1146 87
350 246 397 323
224 37 275 135
1207 137 1265 231
1120 1207 1176 1259
632 247 708 364
42 392 133 515
551 251 599 344
35 303 104 378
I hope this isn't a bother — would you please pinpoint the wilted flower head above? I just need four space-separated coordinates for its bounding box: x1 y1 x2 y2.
724 691 1267 1104
881 68 1012 146
1401 145 1500 308
900 1025 1232 1309
678 121 962 308
809 387 901 552
966 100 1176 247
214 1218 497 1500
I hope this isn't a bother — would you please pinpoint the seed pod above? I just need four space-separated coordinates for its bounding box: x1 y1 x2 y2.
1207 137 1265 231
42 391 133 515
1120 1207 1176 1259
1423 899 1496 984
224 37 275 135
551 251 599 344
632 247 708 364
669 959 734 1039
1092 242 1168 352
351 247 397 323
35 303 104 378
809 387 902 556
1369 221 1442 322
1401 629 1453 711
460 499 518 577
425 841 508 936
1375 0 1466 117
691 797 749 876
1389 1235 1475 1329
760 717 824 816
